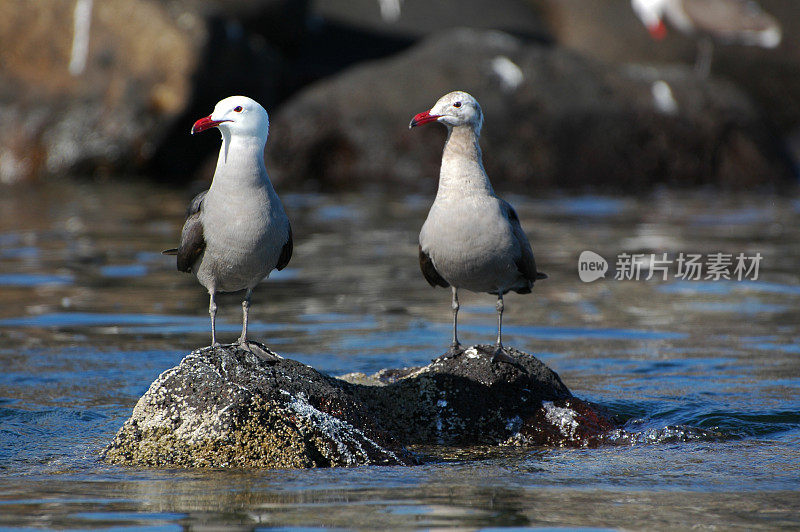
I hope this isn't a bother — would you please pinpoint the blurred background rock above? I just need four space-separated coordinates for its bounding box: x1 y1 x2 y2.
1 0 797 190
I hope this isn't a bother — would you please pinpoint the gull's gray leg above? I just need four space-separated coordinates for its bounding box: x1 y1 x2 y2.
491 293 515 364
450 286 461 351
209 290 219 346
495 293 504 350
433 286 463 362
695 37 713 78
238 288 253 345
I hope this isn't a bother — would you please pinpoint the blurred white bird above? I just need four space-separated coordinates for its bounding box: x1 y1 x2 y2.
631 0 782 76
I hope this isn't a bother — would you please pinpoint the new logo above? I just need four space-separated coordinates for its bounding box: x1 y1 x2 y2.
578 251 608 283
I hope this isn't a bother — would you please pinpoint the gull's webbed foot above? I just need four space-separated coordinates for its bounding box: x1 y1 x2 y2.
490 345 517 364
432 342 463 363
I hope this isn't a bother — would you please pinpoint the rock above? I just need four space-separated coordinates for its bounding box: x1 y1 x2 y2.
104 342 616 469
505 397 618 447
0 0 197 183
313 0 550 41
349 344 574 446
0 0 290 183
4 0 796 187
103 343 412 468
266 27 795 191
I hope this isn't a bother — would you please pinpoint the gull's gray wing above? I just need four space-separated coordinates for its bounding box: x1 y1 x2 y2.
499 199 546 293
276 223 293 271
162 190 207 273
419 245 450 288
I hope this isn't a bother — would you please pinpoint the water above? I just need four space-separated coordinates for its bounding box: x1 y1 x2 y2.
0 180 798 529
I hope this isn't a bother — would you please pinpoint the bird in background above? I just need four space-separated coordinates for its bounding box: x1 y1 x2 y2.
163 96 292 348
409 91 546 363
631 0 782 76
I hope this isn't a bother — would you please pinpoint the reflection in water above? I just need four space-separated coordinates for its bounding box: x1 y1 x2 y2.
0 181 798 529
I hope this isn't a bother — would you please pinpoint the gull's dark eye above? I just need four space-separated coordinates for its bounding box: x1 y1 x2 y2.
453 101 462 108
234 106 243 112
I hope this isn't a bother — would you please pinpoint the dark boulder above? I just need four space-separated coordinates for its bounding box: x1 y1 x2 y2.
347 344 574 446
313 0 550 41
103 342 615 469
266 27 795 192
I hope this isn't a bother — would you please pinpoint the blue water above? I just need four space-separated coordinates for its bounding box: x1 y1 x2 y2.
0 183 798 529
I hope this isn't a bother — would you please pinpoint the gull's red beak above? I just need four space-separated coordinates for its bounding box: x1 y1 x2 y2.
648 20 667 40
191 115 230 135
409 110 441 129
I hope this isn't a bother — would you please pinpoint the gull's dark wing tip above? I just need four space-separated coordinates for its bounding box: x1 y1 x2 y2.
276 224 293 271
175 190 208 273
419 245 449 288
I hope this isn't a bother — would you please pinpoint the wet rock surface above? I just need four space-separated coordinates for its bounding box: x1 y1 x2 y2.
102 342 412 468
104 342 616 469
346 345 574 446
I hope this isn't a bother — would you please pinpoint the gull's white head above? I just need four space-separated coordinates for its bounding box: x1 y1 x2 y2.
191 95 270 143
409 91 483 135
631 0 668 40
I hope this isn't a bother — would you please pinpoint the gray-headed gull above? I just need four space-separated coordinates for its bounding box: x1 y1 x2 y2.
410 91 546 362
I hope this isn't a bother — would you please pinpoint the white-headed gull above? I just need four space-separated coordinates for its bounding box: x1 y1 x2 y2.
409 91 546 362
164 96 292 347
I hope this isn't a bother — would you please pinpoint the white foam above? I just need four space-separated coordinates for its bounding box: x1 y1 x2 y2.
542 401 579 438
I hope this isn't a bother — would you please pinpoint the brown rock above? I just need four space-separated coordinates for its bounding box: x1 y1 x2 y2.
0 0 291 183
0 0 200 182
350 344 574 446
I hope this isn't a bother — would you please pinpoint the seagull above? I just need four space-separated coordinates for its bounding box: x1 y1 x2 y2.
163 96 292 347
409 91 546 362
631 0 782 76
